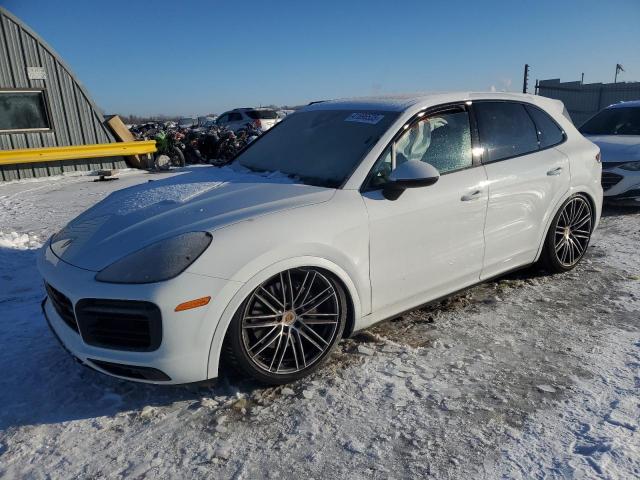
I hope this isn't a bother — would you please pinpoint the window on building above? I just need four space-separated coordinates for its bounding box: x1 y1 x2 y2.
0 90 52 132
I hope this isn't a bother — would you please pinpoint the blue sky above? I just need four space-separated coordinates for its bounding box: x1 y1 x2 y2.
3 0 639 116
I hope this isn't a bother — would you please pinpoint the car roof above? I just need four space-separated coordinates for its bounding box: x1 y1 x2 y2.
233 107 277 112
301 92 563 113
606 100 640 109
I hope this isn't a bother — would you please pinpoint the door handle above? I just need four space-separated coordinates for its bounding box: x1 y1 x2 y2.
461 189 482 201
547 167 563 176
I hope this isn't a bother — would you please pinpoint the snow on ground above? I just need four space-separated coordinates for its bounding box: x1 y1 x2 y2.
0 168 639 479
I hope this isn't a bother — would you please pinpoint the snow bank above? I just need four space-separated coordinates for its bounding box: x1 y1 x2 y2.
0 231 41 250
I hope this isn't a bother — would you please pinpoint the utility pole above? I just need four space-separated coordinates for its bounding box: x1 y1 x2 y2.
522 64 530 93
581 72 584 84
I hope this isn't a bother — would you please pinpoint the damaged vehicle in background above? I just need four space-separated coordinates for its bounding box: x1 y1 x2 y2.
580 100 640 205
39 92 602 386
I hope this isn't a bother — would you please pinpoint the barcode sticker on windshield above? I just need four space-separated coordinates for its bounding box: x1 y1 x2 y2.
345 113 385 124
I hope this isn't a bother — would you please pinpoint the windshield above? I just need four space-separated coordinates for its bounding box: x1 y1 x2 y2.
579 107 640 135
246 110 278 120
236 110 399 187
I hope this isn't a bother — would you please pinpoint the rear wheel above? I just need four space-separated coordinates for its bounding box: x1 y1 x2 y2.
541 194 593 273
170 146 185 167
223 268 347 384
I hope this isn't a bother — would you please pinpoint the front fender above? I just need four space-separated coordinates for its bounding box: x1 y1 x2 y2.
205 255 363 379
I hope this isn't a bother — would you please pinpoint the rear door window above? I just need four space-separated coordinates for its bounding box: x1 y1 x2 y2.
525 105 564 148
246 110 278 120
474 102 539 162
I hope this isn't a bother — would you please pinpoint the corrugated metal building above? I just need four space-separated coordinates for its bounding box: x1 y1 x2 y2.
0 6 126 181
537 78 640 126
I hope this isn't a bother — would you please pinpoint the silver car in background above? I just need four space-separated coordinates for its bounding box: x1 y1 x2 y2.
580 101 640 204
216 108 280 132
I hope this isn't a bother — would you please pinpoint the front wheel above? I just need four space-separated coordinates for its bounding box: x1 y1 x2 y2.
540 194 593 273
223 268 347 384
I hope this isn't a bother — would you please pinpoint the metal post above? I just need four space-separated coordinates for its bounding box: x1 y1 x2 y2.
522 64 530 93
581 73 584 84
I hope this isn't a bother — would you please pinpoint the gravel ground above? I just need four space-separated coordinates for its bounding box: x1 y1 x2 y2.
0 169 638 479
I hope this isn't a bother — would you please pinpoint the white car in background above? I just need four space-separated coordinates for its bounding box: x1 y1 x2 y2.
216 108 279 132
579 100 640 204
39 92 602 385
177 117 197 129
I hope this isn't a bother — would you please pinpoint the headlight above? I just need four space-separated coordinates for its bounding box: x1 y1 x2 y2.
95 232 212 284
618 161 640 171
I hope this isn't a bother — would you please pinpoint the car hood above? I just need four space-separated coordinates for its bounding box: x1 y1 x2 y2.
50 167 334 272
585 135 640 163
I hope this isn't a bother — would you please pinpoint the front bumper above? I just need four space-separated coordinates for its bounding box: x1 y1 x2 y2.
602 166 640 204
38 244 242 384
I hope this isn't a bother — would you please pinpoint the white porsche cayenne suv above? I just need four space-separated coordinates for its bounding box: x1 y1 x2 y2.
39 92 602 385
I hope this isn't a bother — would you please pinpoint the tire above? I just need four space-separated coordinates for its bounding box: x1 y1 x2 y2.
223 268 347 384
170 146 185 167
540 194 594 273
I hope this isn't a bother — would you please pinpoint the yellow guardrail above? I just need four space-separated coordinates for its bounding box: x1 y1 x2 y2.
0 140 157 166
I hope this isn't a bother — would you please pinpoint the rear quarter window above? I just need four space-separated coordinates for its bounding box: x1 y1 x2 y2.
525 105 565 148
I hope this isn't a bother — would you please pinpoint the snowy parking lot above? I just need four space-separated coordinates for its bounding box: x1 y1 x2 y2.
0 169 639 479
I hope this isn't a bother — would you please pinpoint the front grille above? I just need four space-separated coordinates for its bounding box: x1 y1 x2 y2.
75 299 162 351
88 359 170 381
45 283 79 333
601 171 624 191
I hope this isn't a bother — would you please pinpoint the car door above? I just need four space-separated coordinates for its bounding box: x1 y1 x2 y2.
362 104 488 312
474 101 570 279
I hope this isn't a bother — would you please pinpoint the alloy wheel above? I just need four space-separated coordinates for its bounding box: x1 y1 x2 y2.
553 196 593 267
240 269 341 374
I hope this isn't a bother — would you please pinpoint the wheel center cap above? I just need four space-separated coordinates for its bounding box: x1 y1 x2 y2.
564 227 571 240
282 310 297 326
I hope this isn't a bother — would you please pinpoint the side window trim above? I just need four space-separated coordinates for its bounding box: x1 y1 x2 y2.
361 102 477 192
470 100 567 166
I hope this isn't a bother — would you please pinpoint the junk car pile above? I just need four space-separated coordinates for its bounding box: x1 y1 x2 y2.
129 108 283 169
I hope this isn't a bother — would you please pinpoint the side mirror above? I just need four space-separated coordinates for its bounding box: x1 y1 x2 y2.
383 160 440 200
